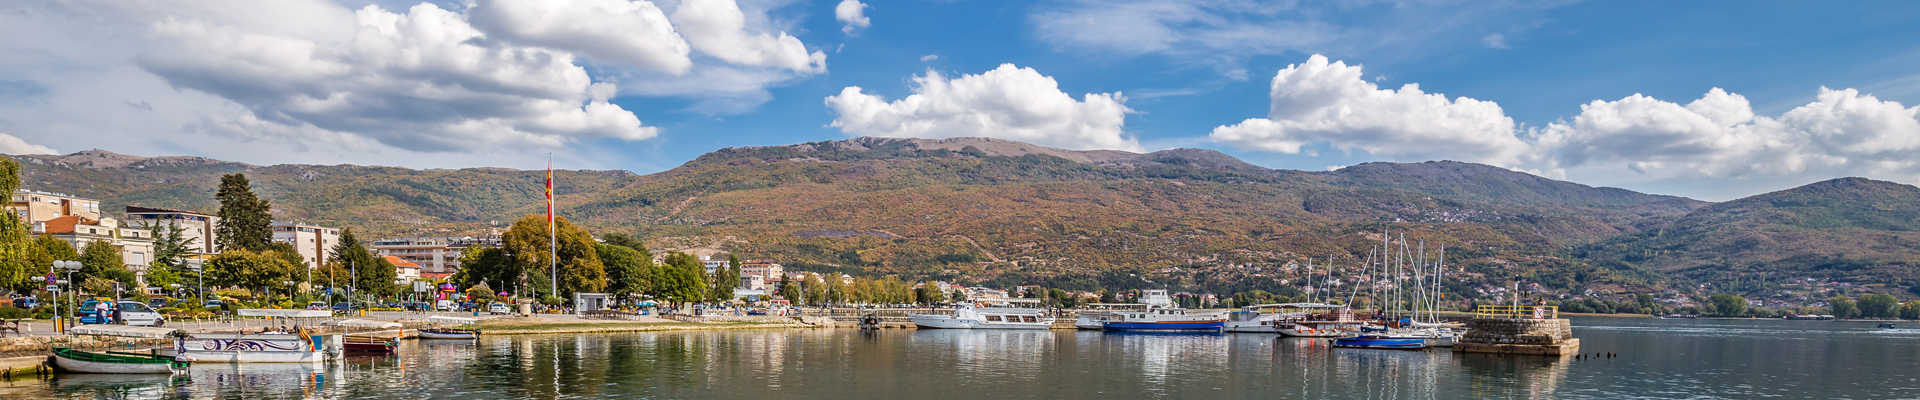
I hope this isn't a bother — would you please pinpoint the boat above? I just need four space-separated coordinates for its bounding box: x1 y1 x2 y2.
1331 335 1427 350
343 335 398 353
1879 322 1898 329
1074 303 1150 330
51 347 187 374
1785 314 1834 320
909 299 1054 329
1278 306 1367 338
418 316 481 339
1224 304 1306 333
1100 290 1228 332
174 309 337 364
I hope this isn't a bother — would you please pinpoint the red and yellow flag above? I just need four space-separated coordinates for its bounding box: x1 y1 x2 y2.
545 157 554 227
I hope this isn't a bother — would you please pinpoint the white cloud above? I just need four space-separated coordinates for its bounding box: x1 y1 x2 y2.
0 133 57 155
825 64 1141 152
137 4 658 153
836 0 870 36
468 0 692 74
1210 55 1532 166
1482 33 1508 49
672 0 826 73
1537 87 1920 179
920 54 939 62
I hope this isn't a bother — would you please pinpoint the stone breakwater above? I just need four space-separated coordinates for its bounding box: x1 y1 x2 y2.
1454 318 1580 356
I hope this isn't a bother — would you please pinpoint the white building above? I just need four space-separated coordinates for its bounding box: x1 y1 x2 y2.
123 206 221 257
272 222 340 271
7 189 102 225
741 260 783 284
371 236 500 275
41 215 156 283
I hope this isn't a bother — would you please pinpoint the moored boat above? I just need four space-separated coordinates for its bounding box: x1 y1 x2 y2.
909 299 1053 329
343 335 398 353
1100 290 1227 332
419 316 482 339
1278 306 1366 338
1224 304 1308 333
1331 335 1427 350
51 347 187 374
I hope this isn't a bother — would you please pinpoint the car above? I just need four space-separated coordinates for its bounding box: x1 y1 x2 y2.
204 299 224 309
114 301 166 327
332 302 352 314
436 299 455 311
148 298 169 309
79 299 112 324
306 301 329 310
11 297 38 309
488 303 510 315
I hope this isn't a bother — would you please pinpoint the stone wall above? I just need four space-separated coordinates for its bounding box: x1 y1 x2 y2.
1460 318 1573 346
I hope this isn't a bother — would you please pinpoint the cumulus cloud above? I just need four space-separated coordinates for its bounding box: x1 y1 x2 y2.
920 54 939 62
1216 54 1920 183
1482 33 1508 49
825 64 1141 152
672 0 826 73
0 133 57 155
836 0 870 36
138 4 658 152
1210 55 1531 166
468 0 691 74
1537 87 1920 179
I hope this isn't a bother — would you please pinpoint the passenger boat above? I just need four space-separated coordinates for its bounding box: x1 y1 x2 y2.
910 299 1053 329
51 347 187 374
1332 335 1427 350
1100 290 1228 332
1074 303 1150 330
175 309 335 364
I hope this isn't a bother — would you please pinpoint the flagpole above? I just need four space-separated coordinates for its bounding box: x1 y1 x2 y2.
548 154 557 305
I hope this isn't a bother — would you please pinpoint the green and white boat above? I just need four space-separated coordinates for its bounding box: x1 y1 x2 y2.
52 347 187 374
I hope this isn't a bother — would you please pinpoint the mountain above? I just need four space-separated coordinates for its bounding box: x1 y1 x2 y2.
20 137 1910 299
1578 177 1920 294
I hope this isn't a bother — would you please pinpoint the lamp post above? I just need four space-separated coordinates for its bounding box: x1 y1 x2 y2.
184 259 205 309
53 260 81 331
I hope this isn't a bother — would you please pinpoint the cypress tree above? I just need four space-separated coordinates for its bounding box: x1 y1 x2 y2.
0 157 29 291
214 173 273 252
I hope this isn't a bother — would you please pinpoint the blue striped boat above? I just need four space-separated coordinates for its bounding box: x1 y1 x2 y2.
1331 335 1427 350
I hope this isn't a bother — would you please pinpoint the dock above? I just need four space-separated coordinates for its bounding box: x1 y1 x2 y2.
1453 305 1580 356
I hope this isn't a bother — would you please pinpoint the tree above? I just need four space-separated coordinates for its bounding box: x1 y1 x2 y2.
1829 296 1857 319
710 254 741 302
655 252 706 306
778 279 801 302
600 232 645 251
205 249 299 297
1858 294 1899 319
501 214 605 300
452 247 519 295
144 223 193 289
1709 294 1746 317
915 283 945 305
214 173 273 252
1899 301 1920 320
78 240 137 289
0 157 30 291
327 230 395 297
597 244 651 299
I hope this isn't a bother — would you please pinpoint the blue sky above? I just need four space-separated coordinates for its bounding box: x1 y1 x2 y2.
3 0 1919 201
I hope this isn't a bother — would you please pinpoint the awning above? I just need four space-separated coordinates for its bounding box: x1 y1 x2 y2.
427 316 480 324
68 325 177 338
335 319 402 328
237 309 333 318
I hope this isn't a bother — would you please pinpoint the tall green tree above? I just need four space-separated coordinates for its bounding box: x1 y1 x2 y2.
205 248 299 296
501 214 605 301
1899 301 1920 320
142 223 194 289
1858 294 1899 319
710 254 741 302
452 247 520 294
0 157 30 291
327 229 396 296
1709 294 1746 317
214 173 273 252
600 232 645 251
778 279 801 303
78 240 137 289
1829 295 1858 319
655 252 705 306
597 243 651 299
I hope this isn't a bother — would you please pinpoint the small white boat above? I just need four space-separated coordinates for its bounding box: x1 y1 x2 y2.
418 316 482 339
910 299 1054 329
1225 303 1339 333
1278 306 1366 338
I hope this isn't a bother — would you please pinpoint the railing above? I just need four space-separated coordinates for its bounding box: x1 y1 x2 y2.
1474 305 1558 319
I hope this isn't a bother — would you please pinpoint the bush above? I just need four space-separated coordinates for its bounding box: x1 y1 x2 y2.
0 306 31 319
33 312 52 320
367 307 403 312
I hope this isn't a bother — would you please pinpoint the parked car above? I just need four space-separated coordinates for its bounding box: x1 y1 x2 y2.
147 297 169 310
436 299 455 311
332 302 353 314
306 301 329 310
12 297 38 309
204 299 225 309
115 301 166 327
488 303 510 315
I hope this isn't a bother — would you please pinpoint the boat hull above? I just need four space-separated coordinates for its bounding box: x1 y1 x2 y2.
1103 320 1225 332
51 348 180 374
177 334 327 363
343 341 396 353
909 315 1053 329
1332 336 1427 350
418 329 479 339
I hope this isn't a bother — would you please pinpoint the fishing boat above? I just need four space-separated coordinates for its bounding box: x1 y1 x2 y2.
51 347 188 374
418 316 482 339
1331 335 1427 350
909 299 1053 329
1100 290 1228 332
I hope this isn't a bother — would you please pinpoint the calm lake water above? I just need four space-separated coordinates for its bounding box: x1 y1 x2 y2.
7 317 1920 399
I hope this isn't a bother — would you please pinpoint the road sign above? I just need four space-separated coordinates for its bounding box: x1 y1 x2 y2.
46 273 57 283
413 281 430 293
46 285 58 291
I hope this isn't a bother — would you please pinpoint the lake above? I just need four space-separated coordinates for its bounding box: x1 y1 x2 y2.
7 317 1920 399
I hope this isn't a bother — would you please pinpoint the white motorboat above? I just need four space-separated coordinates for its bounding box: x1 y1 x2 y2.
910 299 1054 329
1074 303 1151 329
1099 290 1229 332
1278 306 1367 338
1225 303 1338 333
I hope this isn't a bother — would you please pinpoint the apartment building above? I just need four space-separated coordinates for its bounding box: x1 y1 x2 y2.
41 215 156 280
271 222 340 271
371 236 500 275
123 206 221 256
7 190 102 225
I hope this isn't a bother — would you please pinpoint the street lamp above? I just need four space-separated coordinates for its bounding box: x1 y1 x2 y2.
53 260 81 331
184 259 205 309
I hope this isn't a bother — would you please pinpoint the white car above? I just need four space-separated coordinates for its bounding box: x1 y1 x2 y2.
116 301 167 327
488 303 510 315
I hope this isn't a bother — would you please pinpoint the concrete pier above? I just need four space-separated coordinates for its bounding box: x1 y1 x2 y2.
1453 317 1580 356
